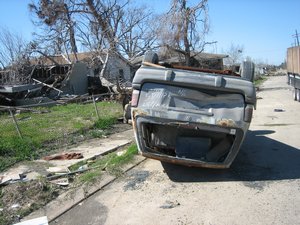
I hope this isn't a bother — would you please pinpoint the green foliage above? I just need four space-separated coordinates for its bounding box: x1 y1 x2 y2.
78 170 102 184
108 143 138 168
0 137 39 171
94 117 117 129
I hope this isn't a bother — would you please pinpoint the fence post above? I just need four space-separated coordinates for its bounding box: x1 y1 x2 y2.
92 94 100 119
9 109 23 139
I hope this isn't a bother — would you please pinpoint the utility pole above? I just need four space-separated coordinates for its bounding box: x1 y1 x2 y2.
292 30 300 46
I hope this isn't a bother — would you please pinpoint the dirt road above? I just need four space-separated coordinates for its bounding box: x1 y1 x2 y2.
52 75 300 225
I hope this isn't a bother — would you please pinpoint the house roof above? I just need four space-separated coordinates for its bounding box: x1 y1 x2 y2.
31 51 132 66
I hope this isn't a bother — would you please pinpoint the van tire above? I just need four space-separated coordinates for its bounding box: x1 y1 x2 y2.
240 61 255 82
143 51 159 64
293 88 297 101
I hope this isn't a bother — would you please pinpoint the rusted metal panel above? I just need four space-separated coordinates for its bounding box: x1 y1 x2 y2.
287 46 300 75
287 47 300 101
171 65 240 77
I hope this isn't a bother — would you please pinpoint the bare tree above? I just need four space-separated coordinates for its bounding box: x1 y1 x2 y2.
0 27 27 68
116 5 158 60
85 0 128 51
223 43 244 67
29 0 158 74
29 0 79 61
157 0 214 66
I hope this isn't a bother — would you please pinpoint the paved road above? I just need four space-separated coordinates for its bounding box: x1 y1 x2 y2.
52 75 300 225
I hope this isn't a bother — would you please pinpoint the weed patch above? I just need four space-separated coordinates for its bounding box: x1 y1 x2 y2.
0 137 39 171
79 170 102 184
94 117 117 129
73 143 138 184
254 76 267 87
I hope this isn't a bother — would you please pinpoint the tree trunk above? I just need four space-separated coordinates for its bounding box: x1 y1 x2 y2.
64 4 78 61
100 51 109 78
183 2 191 66
86 0 116 51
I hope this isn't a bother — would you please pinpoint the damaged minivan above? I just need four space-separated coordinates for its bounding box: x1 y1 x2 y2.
131 52 256 168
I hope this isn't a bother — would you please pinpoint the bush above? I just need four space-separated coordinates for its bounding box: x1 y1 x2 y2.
94 117 117 129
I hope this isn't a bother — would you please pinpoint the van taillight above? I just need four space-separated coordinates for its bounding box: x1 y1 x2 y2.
131 90 140 107
244 105 254 122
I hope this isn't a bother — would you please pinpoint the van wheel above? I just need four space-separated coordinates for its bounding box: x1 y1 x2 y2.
240 61 255 82
293 88 297 101
143 51 159 64
123 103 131 123
297 89 300 102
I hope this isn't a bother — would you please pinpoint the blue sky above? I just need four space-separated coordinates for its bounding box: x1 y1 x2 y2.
0 0 299 65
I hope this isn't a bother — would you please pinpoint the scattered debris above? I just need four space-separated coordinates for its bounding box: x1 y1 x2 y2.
11 203 21 209
32 78 63 94
274 108 285 112
14 96 59 108
19 173 27 180
116 150 126 156
78 164 89 171
46 167 92 181
43 152 83 161
160 200 181 209
0 173 29 186
1 180 58 225
12 216 48 225
50 178 69 186
46 167 70 174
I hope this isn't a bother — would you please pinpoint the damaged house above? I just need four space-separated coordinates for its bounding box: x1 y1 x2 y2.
34 51 133 82
0 51 134 106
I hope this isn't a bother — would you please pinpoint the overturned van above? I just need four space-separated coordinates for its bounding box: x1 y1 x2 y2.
131 52 256 168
